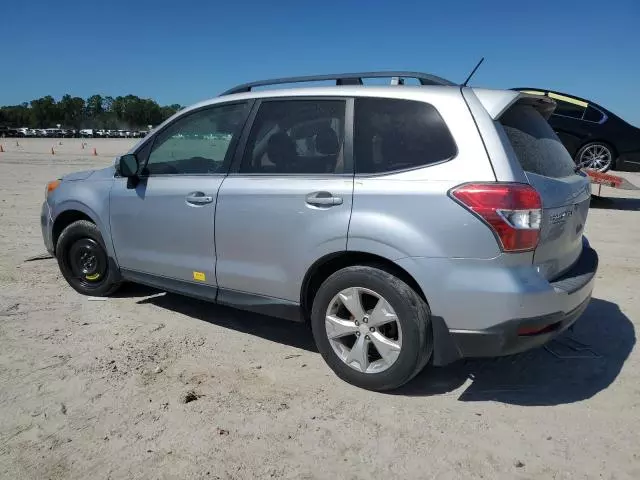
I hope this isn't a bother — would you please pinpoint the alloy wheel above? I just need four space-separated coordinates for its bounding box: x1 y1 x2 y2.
325 287 402 374
579 144 612 172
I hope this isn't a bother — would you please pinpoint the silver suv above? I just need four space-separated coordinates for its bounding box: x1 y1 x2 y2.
41 72 598 391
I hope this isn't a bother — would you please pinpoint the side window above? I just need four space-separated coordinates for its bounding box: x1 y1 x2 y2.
240 100 346 174
583 105 605 123
552 99 586 119
354 98 456 174
145 102 249 175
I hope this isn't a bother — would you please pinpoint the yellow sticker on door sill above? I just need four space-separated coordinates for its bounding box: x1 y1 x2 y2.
193 271 206 281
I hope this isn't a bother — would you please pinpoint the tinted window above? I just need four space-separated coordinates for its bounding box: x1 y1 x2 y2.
500 104 576 178
145 102 249 175
240 100 346 174
583 105 604 123
354 98 456 174
552 99 585 119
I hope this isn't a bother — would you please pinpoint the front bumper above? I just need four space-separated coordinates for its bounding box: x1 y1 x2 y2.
41 201 55 255
448 245 598 360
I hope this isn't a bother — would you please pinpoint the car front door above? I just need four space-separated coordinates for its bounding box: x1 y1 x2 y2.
109 101 251 291
215 98 353 311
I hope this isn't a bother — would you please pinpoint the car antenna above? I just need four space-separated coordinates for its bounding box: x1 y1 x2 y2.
462 57 485 87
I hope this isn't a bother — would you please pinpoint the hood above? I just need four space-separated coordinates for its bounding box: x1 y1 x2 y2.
61 165 116 182
62 169 96 181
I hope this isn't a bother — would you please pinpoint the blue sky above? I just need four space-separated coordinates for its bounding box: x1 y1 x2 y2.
3 0 640 125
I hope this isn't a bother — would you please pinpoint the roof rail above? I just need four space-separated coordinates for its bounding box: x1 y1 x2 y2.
220 71 456 96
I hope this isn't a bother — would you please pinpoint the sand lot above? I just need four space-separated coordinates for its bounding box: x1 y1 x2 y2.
1 138 639 479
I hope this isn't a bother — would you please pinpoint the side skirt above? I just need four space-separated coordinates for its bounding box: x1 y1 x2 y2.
120 269 303 322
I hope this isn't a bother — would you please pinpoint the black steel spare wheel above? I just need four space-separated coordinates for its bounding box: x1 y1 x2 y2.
67 238 108 287
56 219 121 296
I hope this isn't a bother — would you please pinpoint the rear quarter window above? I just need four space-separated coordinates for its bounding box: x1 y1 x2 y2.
499 104 576 178
354 98 456 174
583 105 604 123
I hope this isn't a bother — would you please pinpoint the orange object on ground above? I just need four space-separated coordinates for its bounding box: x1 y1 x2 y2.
585 169 639 196
93 147 97 156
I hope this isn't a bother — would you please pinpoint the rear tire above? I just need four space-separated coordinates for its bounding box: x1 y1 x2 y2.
311 266 432 391
575 142 615 172
56 220 121 296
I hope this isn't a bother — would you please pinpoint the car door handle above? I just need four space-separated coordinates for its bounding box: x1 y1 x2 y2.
306 191 343 206
185 192 214 205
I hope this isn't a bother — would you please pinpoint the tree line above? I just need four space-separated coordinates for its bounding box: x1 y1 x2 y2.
0 94 183 130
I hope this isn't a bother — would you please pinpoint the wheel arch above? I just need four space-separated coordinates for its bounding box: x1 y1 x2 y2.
301 251 460 367
300 251 427 321
52 209 96 253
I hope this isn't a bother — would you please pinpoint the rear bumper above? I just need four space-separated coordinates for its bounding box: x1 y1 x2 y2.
396 238 598 365
447 245 597 360
449 295 591 358
617 151 640 172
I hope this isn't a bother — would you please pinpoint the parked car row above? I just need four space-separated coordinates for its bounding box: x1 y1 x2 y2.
0 127 149 139
79 129 149 138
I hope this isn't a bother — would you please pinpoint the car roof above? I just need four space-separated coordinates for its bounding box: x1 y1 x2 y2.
181 84 465 115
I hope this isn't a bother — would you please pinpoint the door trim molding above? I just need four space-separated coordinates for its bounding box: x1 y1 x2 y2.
120 269 218 302
217 288 303 322
120 269 303 322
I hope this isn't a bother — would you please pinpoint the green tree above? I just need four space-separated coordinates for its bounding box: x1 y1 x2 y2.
85 94 103 125
2 93 182 130
30 95 58 128
59 95 85 128
0 104 31 127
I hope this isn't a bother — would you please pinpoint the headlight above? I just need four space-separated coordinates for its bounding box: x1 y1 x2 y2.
45 179 61 199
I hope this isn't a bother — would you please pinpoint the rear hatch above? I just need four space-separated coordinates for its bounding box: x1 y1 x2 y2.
498 98 591 280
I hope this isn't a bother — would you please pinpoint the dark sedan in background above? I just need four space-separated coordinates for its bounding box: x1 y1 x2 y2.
513 88 640 172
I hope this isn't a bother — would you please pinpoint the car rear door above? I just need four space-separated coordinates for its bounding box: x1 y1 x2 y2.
498 101 591 280
214 97 354 307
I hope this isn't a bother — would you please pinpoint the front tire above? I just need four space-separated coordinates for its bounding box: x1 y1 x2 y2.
56 220 121 296
311 266 432 391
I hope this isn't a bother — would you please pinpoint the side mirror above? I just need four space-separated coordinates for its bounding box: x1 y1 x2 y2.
119 154 139 177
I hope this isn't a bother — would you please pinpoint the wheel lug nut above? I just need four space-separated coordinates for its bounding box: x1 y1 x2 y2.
369 327 374 332
354 320 359 326
365 335 370 341
356 332 360 337
363 317 368 324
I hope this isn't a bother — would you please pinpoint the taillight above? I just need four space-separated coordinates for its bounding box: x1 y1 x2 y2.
450 183 542 253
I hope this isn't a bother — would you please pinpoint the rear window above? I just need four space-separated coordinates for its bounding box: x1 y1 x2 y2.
499 104 576 178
